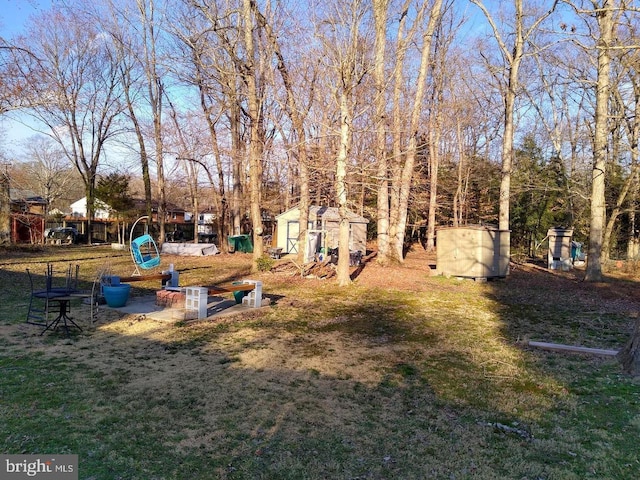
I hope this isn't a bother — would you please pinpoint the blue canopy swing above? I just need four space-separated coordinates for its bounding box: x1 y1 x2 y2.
130 216 161 276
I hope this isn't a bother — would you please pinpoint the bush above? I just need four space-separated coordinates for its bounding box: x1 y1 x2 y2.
256 254 274 272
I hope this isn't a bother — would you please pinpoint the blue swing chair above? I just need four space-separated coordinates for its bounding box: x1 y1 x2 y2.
130 216 161 276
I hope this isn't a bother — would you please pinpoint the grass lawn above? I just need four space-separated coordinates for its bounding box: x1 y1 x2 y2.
1 245 639 479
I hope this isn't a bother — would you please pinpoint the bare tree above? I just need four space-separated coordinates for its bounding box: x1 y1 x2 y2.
170 18 231 250
189 0 273 264
602 60 640 263
134 0 170 243
241 0 265 260
315 0 371 285
373 0 390 262
101 0 155 221
388 0 444 262
559 0 634 281
425 7 458 251
250 1 315 265
17 136 74 216
621 49 640 259
4 6 124 243
377 0 429 264
470 0 558 259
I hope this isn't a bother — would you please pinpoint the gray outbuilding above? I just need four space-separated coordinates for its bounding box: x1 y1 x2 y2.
274 205 369 262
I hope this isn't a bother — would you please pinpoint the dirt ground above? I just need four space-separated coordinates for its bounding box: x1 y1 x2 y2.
352 245 640 316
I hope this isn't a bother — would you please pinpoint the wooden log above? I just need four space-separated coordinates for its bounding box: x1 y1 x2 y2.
206 283 257 295
118 273 172 283
528 340 618 357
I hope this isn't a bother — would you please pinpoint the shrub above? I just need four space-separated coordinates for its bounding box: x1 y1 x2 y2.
256 254 274 272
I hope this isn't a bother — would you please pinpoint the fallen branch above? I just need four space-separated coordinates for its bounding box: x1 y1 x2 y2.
528 340 618 357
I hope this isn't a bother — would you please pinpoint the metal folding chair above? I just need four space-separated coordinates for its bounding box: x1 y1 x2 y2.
69 270 104 326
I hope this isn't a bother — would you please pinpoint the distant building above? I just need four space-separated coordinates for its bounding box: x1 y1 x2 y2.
131 198 186 223
70 196 111 219
9 188 47 243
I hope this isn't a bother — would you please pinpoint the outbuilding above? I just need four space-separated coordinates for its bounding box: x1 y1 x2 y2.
274 205 369 262
436 225 510 279
547 227 574 270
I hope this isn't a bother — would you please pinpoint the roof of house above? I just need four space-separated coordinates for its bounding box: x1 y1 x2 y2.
10 189 47 205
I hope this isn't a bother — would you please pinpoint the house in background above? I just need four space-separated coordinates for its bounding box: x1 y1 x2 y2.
70 196 111 219
1 172 48 243
185 207 218 242
275 205 369 262
130 198 186 224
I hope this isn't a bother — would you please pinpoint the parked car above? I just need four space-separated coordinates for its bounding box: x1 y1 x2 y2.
46 227 78 244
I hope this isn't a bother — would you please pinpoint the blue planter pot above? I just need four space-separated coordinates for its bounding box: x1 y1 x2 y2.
103 284 131 308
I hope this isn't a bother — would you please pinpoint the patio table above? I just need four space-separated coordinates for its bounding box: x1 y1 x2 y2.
40 295 82 337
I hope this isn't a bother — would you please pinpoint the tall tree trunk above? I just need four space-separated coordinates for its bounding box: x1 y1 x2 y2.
187 38 229 252
629 184 639 259
497 2 523 235
121 71 153 221
385 0 418 265
453 117 467 227
426 42 446 251
390 0 443 262
585 0 614 282
153 98 166 243
0 173 10 244
203 112 228 252
426 128 440 251
373 0 390 264
336 90 352 286
251 2 311 264
623 66 640 259
243 0 264 262
230 98 243 236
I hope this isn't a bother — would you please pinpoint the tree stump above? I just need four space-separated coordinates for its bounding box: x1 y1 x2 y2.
618 318 640 376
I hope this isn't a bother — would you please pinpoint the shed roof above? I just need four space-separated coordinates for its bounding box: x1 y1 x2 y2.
276 204 369 223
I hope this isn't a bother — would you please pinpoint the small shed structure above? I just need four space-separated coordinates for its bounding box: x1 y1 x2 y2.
9 188 47 244
436 225 510 279
547 227 573 270
275 205 369 262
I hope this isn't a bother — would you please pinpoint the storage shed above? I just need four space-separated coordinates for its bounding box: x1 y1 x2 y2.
275 205 369 262
436 225 510 279
547 227 573 270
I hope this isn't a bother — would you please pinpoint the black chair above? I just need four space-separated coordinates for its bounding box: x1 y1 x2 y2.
26 263 82 327
26 266 57 326
68 269 104 326
50 263 81 295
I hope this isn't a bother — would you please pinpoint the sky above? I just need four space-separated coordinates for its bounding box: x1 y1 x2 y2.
0 0 53 37
0 0 569 162
1 1 55 156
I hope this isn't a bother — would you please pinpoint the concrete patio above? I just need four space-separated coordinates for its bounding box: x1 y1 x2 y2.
103 293 261 322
